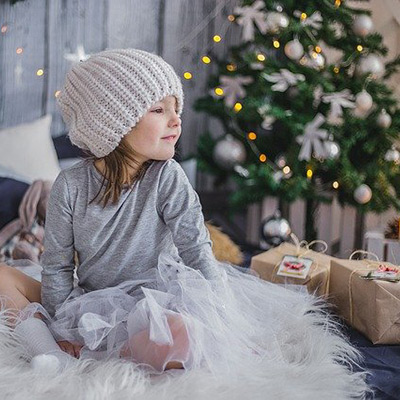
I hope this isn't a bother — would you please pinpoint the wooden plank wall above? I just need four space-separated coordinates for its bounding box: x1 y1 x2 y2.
0 0 241 161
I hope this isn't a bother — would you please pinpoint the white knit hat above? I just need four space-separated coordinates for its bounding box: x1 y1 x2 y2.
57 48 184 157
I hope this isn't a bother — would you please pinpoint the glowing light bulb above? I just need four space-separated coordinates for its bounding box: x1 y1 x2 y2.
357 45 363 52
259 154 267 162
36 69 44 76
226 64 237 72
214 87 224 96
248 132 257 140
16 47 23 54
183 72 192 79
1 24 8 33
213 35 222 42
299 57 307 65
228 15 235 22
333 181 339 189
234 102 242 112
306 169 313 179
273 40 280 48
54 90 61 98
283 166 291 174
202 56 211 64
257 53 266 61
315 46 322 53
301 13 307 20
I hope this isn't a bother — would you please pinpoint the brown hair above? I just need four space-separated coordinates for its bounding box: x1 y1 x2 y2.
84 136 152 208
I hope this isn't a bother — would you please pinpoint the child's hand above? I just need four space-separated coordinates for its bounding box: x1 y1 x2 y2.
57 340 83 358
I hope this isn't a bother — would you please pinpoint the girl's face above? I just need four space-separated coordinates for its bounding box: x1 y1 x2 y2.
124 95 182 163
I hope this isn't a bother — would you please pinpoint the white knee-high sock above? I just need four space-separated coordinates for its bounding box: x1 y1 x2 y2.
14 317 76 371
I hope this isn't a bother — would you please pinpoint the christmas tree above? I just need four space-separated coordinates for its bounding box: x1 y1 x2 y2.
194 0 400 241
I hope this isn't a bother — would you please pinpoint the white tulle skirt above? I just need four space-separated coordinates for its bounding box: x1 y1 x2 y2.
10 252 365 385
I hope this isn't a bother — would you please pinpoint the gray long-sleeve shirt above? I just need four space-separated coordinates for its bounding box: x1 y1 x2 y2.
40 158 219 317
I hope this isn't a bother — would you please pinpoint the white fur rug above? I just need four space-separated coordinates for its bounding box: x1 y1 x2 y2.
0 307 371 400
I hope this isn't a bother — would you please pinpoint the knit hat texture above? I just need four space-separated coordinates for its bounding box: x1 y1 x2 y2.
57 48 184 157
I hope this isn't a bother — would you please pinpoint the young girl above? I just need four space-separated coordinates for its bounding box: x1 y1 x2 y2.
0 49 366 391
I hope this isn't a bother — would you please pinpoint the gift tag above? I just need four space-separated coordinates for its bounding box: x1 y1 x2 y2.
276 255 313 279
361 264 400 282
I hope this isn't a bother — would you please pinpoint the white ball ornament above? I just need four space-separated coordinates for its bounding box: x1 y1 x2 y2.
356 54 384 78
377 109 392 128
266 12 289 33
354 184 372 204
324 139 341 159
284 39 304 60
355 90 373 112
213 134 246 169
384 147 400 163
352 15 374 37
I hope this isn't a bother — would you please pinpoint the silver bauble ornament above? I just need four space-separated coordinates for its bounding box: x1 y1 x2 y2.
352 15 374 37
213 134 246 169
356 54 384 78
355 90 373 112
266 12 289 32
260 211 291 248
377 109 392 128
284 39 304 60
354 184 372 204
384 147 400 163
324 140 341 159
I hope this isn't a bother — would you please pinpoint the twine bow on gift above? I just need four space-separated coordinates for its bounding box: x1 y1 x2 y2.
346 250 399 325
290 233 328 258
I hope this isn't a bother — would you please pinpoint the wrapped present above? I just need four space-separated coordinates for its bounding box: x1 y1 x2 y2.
329 253 400 344
250 240 334 297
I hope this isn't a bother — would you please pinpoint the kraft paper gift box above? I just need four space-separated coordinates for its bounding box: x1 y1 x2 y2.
329 258 400 344
250 242 334 297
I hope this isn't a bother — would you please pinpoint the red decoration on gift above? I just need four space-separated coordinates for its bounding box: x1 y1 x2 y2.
377 264 399 274
284 261 305 270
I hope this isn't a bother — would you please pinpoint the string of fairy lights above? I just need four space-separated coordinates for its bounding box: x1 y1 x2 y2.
178 10 322 183
176 0 383 194
1 0 383 194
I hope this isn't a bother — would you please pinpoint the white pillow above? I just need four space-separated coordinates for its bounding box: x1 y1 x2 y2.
0 114 61 183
